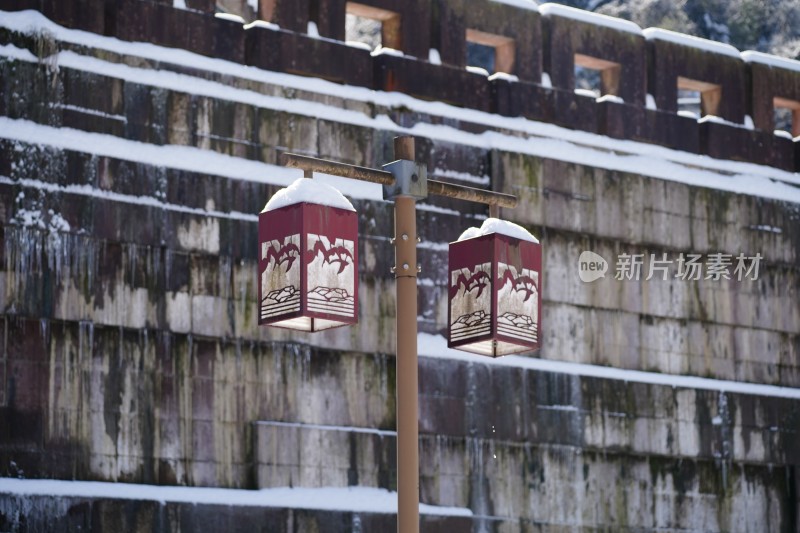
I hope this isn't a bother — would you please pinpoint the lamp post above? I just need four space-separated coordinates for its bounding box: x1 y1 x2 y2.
270 136 519 533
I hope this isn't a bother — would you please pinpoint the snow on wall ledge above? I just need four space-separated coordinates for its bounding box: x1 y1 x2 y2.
0 32 798 206
539 3 642 35
0 2 799 173
642 27 741 58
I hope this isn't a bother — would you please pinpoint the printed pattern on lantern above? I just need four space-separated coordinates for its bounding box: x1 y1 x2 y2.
261 233 301 320
306 233 356 317
450 262 492 342
497 262 538 343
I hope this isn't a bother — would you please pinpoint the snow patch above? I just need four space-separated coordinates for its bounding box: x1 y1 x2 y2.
172 0 187 10
646 94 657 110
699 114 741 127
774 129 793 140
371 46 403 58
457 227 481 241
0 41 37 63
540 72 552 88
466 65 490 76
255 420 396 438
539 3 642 35
748 224 783 234
416 203 460 216
457 217 539 243
246 0 258 13
643 28 740 58
432 168 490 186
263 177 356 212
428 48 441 65
2 175 258 223
741 50 800 73
0 478 473 517
0 117 303 189
214 13 245 24
307 21 320 38
489 71 519 82
244 20 280 31
575 88 598 99
678 110 699 120
12 202 70 233
52 102 127 122
418 333 800 400
743 115 755 130
597 94 624 104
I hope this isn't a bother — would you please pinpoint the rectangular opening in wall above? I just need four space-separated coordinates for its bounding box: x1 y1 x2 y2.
677 77 721 118
574 65 600 97
677 88 701 118
216 0 254 20
467 41 495 74
345 2 400 51
465 29 515 75
773 96 800 138
574 54 620 99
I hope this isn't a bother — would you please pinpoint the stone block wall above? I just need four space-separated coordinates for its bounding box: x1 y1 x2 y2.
1 0 799 171
542 10 645 106
316 0 431 60
749 58 800 133
0 2 799 531
646 37 746 123
435 0 541 82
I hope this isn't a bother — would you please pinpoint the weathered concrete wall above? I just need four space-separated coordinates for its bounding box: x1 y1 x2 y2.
0 3 799 532
1 0 799 170
543 11 646 106
0 493 472 532
1 54 796 385
1 317 396 488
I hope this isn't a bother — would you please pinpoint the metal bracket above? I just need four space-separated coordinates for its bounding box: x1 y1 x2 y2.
381 159 427 200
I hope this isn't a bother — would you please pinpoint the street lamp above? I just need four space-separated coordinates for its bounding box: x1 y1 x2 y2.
260 136 526 533
449 219 542 356
259 178 359 331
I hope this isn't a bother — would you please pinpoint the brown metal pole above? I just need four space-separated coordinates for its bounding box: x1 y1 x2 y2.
393 136 419 533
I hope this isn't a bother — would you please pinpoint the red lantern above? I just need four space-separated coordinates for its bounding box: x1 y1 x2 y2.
259 180 358 332
448 223 542 356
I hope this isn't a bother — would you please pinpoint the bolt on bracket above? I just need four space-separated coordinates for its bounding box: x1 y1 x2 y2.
382 159 427 200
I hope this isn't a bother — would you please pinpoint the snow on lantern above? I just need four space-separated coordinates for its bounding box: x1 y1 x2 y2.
448 218 542 356
259 178 358 331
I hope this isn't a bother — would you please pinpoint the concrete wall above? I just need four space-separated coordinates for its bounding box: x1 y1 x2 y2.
1 0 798 171
0 2 799 531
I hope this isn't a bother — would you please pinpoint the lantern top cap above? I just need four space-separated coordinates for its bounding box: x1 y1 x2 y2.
262 177 356 213
457 217 539 243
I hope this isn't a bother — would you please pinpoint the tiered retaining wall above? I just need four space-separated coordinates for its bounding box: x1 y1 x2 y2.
0 1 798 531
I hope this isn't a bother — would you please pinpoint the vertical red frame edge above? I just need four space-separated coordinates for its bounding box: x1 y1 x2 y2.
537 240 543 353
353 210 359 324
491 234 500 357
300 203 308 323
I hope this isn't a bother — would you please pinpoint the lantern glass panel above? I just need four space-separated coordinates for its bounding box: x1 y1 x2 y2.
259 202 358 332
448 232 541 356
